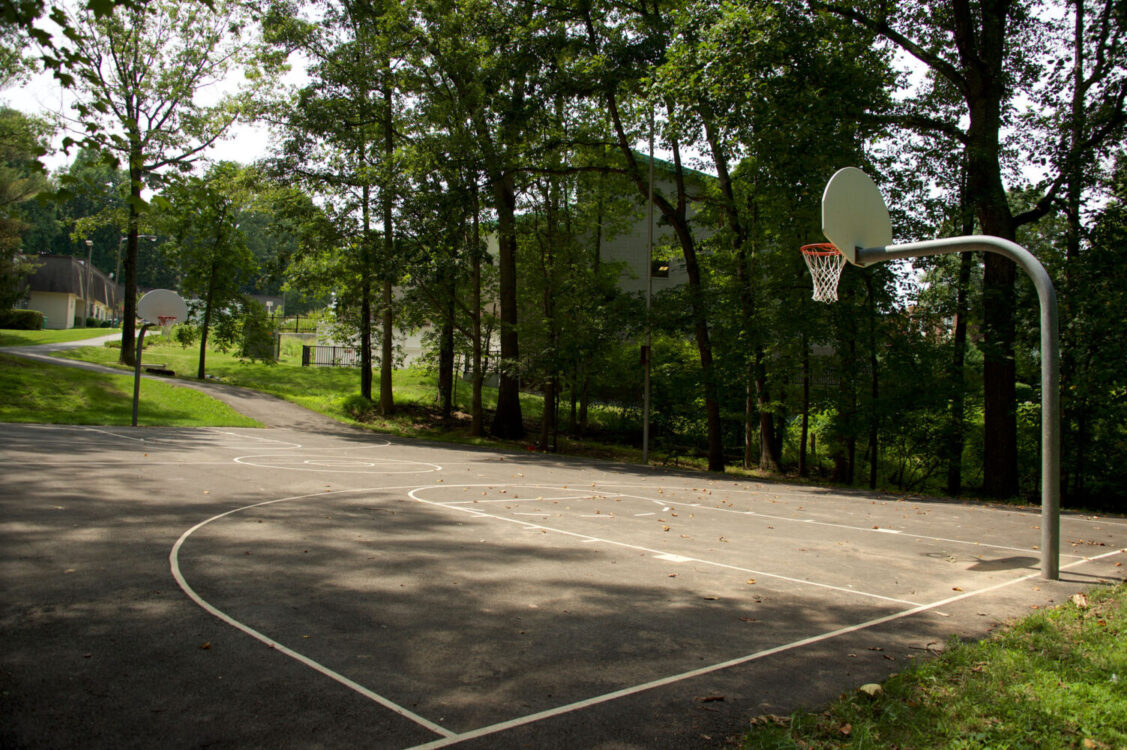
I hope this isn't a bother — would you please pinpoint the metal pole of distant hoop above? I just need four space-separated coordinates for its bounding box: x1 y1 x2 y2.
642 104 655 464
853 237 1061 580
132 323 155 427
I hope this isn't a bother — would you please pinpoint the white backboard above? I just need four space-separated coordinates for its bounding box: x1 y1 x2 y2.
821 167 892 265
137 289 188 324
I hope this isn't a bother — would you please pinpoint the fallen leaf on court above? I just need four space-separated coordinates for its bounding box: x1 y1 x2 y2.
200 642 211 650
702 595 719 600
746 578 756 584
952 586 963 591
1071 593 1089 609
696 695 724 703
719 536 729 543
749 714 789 728
203 490 209 495
739 617 758 623
858 684 882 698
663 526 670 532
668 573 677 578
839 723 852 736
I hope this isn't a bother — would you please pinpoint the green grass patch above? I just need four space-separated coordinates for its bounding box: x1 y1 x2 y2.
0 328 121 347
0 353 261 427
54 338 650 456
744 582 1127 750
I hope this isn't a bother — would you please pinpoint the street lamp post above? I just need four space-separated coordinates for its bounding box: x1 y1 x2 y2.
83 240 93 328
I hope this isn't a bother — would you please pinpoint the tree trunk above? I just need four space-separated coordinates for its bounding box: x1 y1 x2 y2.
962 3 1020 498
799 340 810 477
197 258 220 380
378 74 395 416
470 182 484 437
946 251 973 495
489 171 523 439
379 279 394 415
755 346 779 472
119 144 144 367
360 181 373 401
865 276 879 490
438 306 454 424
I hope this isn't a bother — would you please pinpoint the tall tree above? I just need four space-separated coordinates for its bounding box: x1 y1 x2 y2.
413 0 571 439
265 0 407 412
0 106 51 308
57 0 262 365
153 162 259 379
815 0 1126 497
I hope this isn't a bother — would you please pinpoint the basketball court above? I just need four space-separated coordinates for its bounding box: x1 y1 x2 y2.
2 420 1124 748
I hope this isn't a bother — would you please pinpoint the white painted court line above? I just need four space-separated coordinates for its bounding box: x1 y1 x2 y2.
407 485 922 607
169 478 1127 749
442 493 624 506
588 482 1082 559
233 454 442 474
402 548 1127 750
170 486 457 740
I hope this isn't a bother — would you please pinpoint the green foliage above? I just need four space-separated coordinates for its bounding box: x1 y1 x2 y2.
239 300 277 363
0 107 51 309
340 393 376 421
744 584 1127 750
0 308 44 330
173 322 198 348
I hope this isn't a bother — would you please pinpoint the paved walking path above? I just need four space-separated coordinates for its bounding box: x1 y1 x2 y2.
0 334 345 432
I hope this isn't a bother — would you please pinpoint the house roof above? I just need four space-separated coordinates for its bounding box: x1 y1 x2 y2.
26 254 120 306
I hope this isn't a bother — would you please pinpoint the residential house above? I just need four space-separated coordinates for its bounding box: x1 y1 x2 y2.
19 254 122 329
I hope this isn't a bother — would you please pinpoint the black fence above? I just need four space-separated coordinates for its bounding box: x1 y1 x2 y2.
301 345 361 367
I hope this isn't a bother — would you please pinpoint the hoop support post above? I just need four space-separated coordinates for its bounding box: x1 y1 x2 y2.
854 235 1060 580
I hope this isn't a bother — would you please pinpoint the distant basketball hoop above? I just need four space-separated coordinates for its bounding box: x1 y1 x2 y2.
133 289 188 426
158 315 177 338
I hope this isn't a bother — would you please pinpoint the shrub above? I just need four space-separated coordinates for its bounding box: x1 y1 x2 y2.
239 301 276 363
175 322 199 348
341 394 376 421
0 309 45 330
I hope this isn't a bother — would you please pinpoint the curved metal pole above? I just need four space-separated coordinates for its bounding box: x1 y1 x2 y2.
856 236 1060 580
132 323 155 427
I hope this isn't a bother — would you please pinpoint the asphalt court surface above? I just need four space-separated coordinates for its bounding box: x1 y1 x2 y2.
3 421 1126 749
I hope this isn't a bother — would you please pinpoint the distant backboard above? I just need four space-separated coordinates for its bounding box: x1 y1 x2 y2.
137 289 187 325
821 167 892 265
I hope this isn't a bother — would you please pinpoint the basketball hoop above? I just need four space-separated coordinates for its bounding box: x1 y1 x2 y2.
801 243 847 303
157 315 177 338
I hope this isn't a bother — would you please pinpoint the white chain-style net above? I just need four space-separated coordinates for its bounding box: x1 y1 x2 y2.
801 244 847 303
158 315 178 338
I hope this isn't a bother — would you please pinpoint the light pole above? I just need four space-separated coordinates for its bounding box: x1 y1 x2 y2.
83 240 93 328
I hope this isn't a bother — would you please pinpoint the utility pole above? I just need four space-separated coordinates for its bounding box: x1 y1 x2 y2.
83 240 93 327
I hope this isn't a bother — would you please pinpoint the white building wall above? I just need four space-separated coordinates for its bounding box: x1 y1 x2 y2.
28 292 75 329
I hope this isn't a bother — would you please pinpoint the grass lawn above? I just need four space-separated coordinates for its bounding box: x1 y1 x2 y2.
52 336 660 460
744 582 1127 749
0 328 121 347
0 352 261 427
